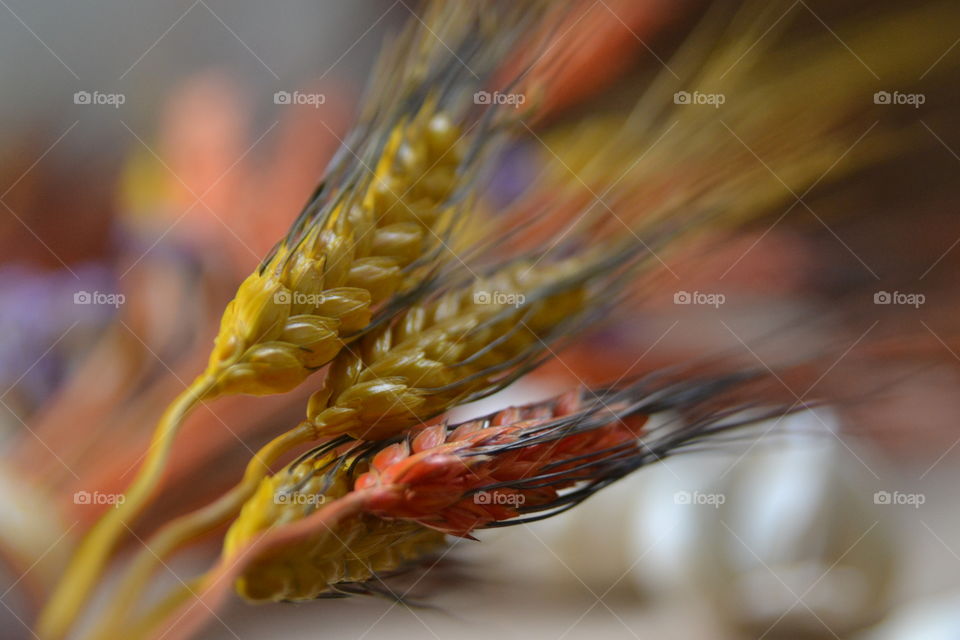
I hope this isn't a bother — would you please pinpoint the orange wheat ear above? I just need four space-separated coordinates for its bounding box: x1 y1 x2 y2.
355 389 649 536
351 365 815 538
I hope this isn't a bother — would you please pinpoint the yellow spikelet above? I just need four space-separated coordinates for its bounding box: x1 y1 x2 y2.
223 452 444 602
207 106 465 397
304 253 607 441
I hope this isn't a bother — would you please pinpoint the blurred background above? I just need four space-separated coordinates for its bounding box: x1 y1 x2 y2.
1 1 959 638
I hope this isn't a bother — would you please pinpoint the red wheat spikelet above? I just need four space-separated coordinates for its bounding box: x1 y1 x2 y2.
350 370 790 537
355 389 650 536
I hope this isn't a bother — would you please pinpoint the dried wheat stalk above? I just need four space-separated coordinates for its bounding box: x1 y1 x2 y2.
123 370 803 639
304 252 620 441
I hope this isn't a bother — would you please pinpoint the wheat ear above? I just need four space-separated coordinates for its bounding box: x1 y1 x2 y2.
206 107 465 397
303 252 621 441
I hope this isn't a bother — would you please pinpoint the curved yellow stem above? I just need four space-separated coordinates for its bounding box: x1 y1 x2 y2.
37 374 217 640
83 422 317 640
134 491 370 640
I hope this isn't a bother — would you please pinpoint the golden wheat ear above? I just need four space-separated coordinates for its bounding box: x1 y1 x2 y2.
302 241 642 442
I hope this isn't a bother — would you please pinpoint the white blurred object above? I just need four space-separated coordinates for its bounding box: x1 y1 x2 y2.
696 410 897 638
857 590 960 640
0 465 70 596
475 408 900 638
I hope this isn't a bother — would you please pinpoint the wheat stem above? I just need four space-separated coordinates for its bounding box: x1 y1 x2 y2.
38 373 216 640
120 576 202 640
83 421 317 640
134 492 372 640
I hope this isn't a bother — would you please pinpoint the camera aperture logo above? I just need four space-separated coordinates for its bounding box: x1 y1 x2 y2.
473 90 526 108
674 290 725 308
874 291 924 308
73 90 125 108
473 490 525 506
673 90 725 108
274 492 326 506
274 90 326 108
874 490 925 508
473 290 525 308
74 290 125 308
674 490 725 508
873 90 925 108
74 490 125 507
274 291 328 306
